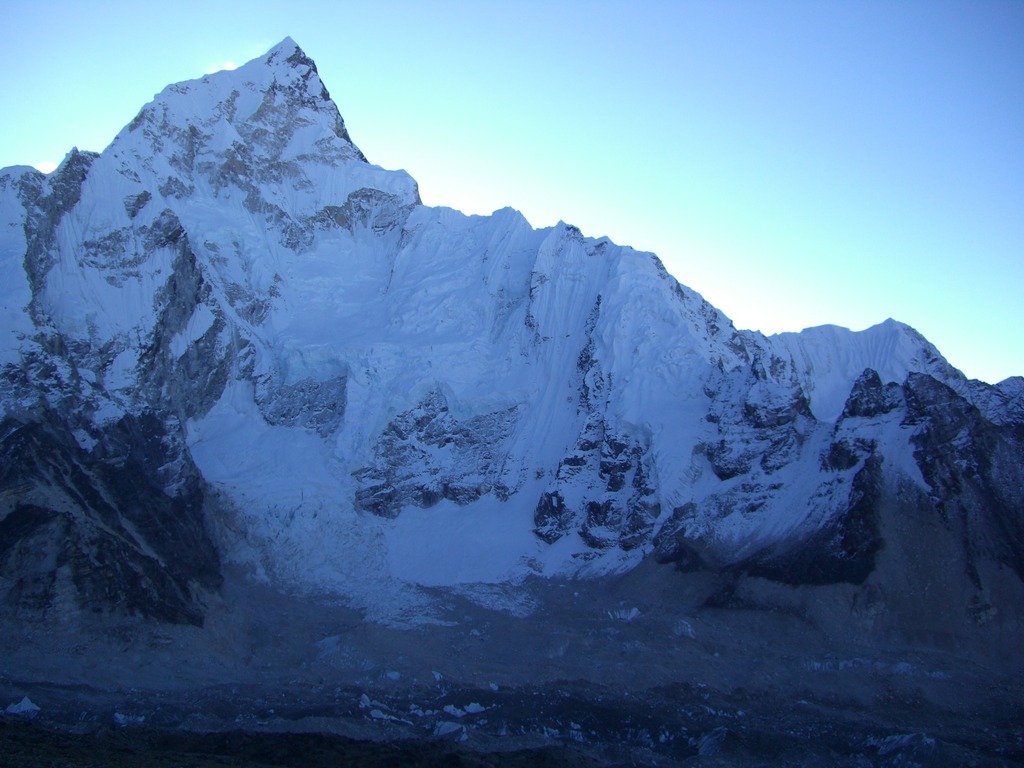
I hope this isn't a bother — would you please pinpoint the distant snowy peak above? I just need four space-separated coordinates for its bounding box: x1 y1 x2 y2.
768 318 964 421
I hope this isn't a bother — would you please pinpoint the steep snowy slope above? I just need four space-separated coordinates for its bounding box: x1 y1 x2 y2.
1 39 1021 628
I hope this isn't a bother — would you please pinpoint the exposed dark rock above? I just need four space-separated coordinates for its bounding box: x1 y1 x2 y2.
704 439 756 480
257 375 347 437
19 150 98 321
749 455 883 585
903 372 1024 583
0 413 220 624
534 491 573 544
310 187 413 234
355 390 518 518
841 368 903 419
652 504 710 571
742 390 810 429
820 437 874 472
533 414 659 550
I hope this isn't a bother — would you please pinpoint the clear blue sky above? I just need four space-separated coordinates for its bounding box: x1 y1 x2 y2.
2 1 1021 383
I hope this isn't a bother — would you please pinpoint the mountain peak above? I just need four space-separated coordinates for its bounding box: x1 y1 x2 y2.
99 37 410 212
264 36 312 68
252 36 323 88
268 35 302 56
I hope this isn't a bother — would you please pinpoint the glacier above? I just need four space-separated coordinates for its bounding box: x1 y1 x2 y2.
0 37 1021 633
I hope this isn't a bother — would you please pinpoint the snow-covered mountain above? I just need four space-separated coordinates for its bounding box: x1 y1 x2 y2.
1 38 1021 630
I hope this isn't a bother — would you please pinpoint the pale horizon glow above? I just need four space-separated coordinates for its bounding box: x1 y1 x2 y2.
1 1 1021 384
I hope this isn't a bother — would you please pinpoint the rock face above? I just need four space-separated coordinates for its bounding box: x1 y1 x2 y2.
0 411 219 625
0 38 1021 631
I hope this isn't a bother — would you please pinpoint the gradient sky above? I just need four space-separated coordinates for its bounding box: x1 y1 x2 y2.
1 1 1021 383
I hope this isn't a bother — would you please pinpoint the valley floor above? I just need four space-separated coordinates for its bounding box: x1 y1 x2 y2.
2 563 1022 766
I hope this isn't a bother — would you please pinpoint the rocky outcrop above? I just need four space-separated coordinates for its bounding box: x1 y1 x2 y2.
0 411 220 625
903 372 1024 586
533 416 660 551
355 390 519 517
651 364 1024 629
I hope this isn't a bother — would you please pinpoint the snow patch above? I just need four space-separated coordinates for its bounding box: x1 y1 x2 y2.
5 696 40 716
170 304 216 358
113 712 145 727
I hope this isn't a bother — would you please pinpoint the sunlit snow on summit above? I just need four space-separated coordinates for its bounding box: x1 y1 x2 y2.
33 161 57 174
205 61 238 74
